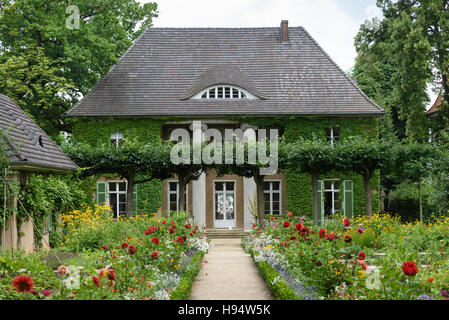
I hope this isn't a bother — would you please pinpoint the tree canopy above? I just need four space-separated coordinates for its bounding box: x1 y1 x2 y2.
0 0 158 138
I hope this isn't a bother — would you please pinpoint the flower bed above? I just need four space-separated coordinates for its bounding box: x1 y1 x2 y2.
0 208 209 300
242 213 449 300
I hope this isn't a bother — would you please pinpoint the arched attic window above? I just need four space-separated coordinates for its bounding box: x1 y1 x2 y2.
192 85 259 100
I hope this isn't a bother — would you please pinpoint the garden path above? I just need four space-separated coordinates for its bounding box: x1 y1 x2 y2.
189 238 274 300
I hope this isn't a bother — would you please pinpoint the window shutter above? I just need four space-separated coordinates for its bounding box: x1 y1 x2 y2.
343 180 353 219
132 184 138 215
317 180 324 226
96 182 108 205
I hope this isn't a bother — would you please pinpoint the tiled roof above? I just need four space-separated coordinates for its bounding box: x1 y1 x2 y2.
426 95 442 116
66 25 384 117
0 94 78 173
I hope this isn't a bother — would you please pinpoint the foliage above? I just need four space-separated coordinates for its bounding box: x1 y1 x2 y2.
15 173 93 246
1 209 209 300
64 138 175 217
243 213 449 300
72 119 165 214
169 252 203 300
0 0 158 137
352 0 449 142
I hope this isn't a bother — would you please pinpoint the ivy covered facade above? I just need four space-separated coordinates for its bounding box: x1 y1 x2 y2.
67 21 384 229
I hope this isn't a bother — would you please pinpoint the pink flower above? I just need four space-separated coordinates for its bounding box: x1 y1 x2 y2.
41 290 52 296
360 260 368 271
57 265 68 275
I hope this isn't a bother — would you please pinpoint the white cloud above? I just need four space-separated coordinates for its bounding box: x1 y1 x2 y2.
364 4 383 20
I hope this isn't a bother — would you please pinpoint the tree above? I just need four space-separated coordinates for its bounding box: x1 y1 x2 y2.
390 142 439 222
281 138 336 224
352 0 449 142
335 137 392 216
0 0 158 138
352 18 405 142
64 138 174 218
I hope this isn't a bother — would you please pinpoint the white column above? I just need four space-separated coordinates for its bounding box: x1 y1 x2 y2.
243 177 257 230
192 173 206 227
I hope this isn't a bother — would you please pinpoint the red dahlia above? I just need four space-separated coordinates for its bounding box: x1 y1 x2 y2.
344 234 352 243
343 217 350 228
357 251 366 260
402 261 418 276
151 250 159 259
128 245 137 255
12 275 34 293
92 276 100 287
144 226 157 235
121 242 129 249
107 269 117 281
318 228 327 239
295 223 303 232
283 221 290 228
152 237 160 245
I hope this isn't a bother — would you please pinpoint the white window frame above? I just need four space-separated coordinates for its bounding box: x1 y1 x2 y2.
110 131 124 147
191 85 259 100
326 127 340 147
213 180 236 228
107 180 127 221
323 179 341 216
264 179 282 215
167 180 189 213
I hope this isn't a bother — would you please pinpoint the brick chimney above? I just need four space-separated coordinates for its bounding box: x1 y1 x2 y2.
281 20 289 43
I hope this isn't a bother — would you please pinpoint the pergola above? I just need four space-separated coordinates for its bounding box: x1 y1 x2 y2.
0 93 78 252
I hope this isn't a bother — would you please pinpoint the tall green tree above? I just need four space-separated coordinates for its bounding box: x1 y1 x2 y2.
0 0 158 138
352 0 449 142
352 18 405 142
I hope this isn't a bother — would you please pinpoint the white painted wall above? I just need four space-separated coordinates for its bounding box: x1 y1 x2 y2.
243 177 257 230
192 173 206 227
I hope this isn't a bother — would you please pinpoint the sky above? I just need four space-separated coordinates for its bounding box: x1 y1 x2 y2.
140 0 437 109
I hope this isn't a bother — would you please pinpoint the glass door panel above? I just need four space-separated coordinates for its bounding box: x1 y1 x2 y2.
214 181 236 228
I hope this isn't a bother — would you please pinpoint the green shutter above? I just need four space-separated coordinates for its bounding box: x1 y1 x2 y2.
132 184 138 215
317 180 324 226
343 180 353 219
96 182 108 205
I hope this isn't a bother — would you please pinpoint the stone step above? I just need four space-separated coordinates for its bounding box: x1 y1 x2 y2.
205 229 250 239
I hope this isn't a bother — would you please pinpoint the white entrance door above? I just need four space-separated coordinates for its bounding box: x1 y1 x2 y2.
213 181 236 229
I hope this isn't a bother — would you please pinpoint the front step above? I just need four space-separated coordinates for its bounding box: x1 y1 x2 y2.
205 228 250 239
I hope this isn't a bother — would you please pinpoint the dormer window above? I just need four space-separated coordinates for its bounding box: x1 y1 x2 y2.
110 132 123 147
193 85 258 100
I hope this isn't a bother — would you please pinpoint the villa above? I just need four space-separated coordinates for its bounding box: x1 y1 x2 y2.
65 20 384 230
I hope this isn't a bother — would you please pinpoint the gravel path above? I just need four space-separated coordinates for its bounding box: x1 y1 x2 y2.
189 238 275 300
